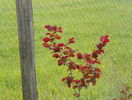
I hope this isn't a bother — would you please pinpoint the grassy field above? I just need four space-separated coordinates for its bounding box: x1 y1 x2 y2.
0 0 132 100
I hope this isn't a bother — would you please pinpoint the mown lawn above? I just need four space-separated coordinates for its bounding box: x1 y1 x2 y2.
0 0 132 100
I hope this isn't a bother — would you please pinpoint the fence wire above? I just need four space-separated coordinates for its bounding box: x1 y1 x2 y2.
0 0 132 100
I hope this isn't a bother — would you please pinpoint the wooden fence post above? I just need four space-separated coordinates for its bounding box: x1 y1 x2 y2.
16 0 38 100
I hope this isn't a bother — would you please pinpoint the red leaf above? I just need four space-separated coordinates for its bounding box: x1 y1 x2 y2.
66 76 74 88
53 47 61 52
73 80 81 84
61 78 66 81
84 53 91 60
83 75 93 79
69 37 74 41
72 86 77 89
100 35 110 44
57 30 63 33
77 53 83 59
80 66 91 71
44 25 57 32
69 37 75 44
95 73 100 79
53 54 60 58
91 79 96 85
80 78 86 87
42 42 51 48
96 43 103 49
95 59 101 64
99 49 104 54
57 56 67 66
65 47 72 50
57 43 65 47
92 51 98 58
68 61 76 70
58 27 62 29
70 53 75 57
42 37 50 42
55 35 61 39
45 33 51 35
95 68 101 72
57 27 63 33
58 59 63 66
87 59 96 64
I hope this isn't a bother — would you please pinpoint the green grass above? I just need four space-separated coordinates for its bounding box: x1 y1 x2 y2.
0 0 132 100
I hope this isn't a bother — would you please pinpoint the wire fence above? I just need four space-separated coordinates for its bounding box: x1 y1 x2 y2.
0 0 131 100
